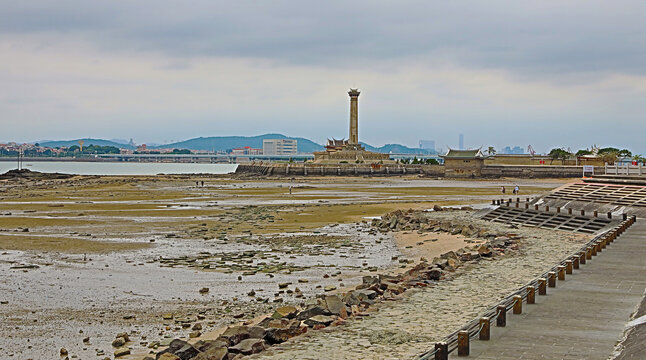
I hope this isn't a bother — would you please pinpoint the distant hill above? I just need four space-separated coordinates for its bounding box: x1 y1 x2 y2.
36 135 433 155
151 134 325 153
39 138 135 150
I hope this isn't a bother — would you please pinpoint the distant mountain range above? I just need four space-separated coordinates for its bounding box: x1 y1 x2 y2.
39 138 136 150
38 134 434 154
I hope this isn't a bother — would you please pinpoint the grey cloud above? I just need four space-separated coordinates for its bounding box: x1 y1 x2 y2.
2 1 646 77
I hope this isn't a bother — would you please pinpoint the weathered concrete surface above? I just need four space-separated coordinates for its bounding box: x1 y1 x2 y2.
454 221 646 360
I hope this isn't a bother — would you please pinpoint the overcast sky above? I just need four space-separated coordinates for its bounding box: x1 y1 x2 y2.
1 1 645 153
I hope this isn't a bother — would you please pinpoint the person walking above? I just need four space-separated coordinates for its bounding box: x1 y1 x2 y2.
514 185 519 194
501 186 506 194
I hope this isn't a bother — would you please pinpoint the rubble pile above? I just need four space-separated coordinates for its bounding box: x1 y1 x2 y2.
150 212 523 360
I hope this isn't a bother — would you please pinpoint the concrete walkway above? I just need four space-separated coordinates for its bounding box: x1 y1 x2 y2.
451 221 646 360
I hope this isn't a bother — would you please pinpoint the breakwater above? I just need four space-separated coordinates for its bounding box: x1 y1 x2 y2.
236 164 604 178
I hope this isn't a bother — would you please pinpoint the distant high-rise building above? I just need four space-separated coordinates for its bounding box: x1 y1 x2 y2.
502 146 525 154
263 139 298 155
458 134 464 150
419 140 435 152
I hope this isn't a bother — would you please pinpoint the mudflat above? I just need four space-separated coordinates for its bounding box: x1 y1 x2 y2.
0 174 569 359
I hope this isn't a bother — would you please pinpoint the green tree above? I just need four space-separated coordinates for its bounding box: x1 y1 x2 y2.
486 146 496 156
575 149 593 157
548 148 572 165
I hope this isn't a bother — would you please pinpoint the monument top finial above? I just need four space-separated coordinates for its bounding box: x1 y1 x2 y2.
348 88 360 97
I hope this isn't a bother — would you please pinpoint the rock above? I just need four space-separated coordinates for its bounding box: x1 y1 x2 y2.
324 295 344 315
271 306 298 319
248 326 266 339
229 338 267 355
362 276 380 286
162 313 174 320
355 289 378 301
155 339 199 360
220 326 250 346
304 315 336 327
114 347 131 358
116 332 130 342
433 205 443 211
199 287 209 294
297 278 309 283
158 354 180 360
295 305 326 321
324 285 336 292
83 336 90 343
258 318 303 344
60 348 68 356
112 337 126 348
477 244 493 257
247 290 256 296
278 282 290 289
191 346 227 360
192 323 202 331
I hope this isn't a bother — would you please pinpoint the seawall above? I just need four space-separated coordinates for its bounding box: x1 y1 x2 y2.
236 163 604 178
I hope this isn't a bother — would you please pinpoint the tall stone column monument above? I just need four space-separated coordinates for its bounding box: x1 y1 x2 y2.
348 88 360 144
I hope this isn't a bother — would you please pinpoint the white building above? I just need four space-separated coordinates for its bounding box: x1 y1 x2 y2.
263 139 298 155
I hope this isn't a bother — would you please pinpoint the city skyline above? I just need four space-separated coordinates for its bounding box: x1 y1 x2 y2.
2 2 646 154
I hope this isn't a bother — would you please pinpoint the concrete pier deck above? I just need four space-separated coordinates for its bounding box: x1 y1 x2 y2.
450 221 646 359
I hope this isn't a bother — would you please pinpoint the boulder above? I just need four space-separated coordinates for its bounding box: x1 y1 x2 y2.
193 339 228 353
354 289 377 301
271 306 298 319
220 326 250 346
191 346 228 360
324 295 344 315
156 339 199 360
304 315 336 327
229 338 267 356
295 306 326 321
114 347 131 358
112 337 126 348
248 326 267 339
258 319 303 344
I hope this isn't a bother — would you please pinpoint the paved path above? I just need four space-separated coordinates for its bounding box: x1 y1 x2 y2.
454 221 646 360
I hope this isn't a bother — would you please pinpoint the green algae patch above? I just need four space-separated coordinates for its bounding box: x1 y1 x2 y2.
0 235 151 253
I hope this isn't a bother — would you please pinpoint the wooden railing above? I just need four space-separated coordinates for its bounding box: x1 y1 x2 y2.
416 215 637 360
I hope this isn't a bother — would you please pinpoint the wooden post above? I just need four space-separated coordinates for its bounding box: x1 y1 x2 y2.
556 207 560 213
545 205 550 212
594 210 598 217
513 295 522 314
538 278 547 295
479 317 490 340
623 213 627 221
557 266 566 281
516 202 519 208
457 330 469 356
586 247 592 259
607 212 612 219
565 260 573 274
596 242 602 253
527 286 536 304
579 251 586 264
534 204 539 211
548 272 556 287
492 200 496 205
434 342 448 360
496 305 507 327
581 209 585 216
591 245 597 256
573 256 580 269
525 203 529 209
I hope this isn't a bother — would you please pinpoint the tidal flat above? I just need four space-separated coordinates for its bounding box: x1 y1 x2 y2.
0 174 568 359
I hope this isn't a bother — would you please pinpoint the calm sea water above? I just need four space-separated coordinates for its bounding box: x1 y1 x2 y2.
0 161 238 176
